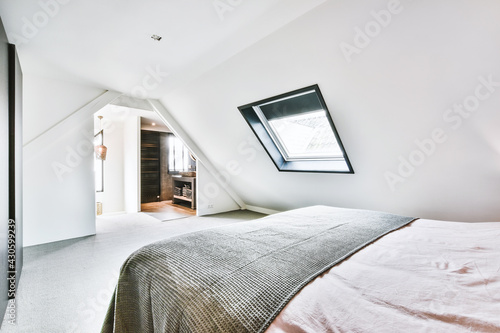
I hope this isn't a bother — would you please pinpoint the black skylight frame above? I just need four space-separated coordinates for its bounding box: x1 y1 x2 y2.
238 84 354 173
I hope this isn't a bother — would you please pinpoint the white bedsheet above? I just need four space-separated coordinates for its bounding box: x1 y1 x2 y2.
266 218 500 333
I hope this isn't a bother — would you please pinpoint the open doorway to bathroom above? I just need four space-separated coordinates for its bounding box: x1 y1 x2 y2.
140 126 197 221
93 96 196 222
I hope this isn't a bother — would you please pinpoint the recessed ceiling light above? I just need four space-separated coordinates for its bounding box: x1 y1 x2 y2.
152 122 156 126
151 35 162 41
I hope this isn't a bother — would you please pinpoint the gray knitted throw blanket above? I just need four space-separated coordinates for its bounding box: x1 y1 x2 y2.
101 205 416 333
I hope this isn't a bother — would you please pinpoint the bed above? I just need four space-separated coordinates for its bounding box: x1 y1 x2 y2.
101 206 500 333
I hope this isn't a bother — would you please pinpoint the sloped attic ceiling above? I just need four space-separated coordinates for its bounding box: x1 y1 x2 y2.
0 0 326 97
1 0 500 222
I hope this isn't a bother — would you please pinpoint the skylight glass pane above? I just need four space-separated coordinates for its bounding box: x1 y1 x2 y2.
238 84 354 173
268 110 342 159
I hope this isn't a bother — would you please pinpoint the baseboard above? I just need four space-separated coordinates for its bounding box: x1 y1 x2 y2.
245 205 281 215
24 232 96 248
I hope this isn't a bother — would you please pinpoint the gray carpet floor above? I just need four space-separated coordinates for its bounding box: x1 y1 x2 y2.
0 210 265 333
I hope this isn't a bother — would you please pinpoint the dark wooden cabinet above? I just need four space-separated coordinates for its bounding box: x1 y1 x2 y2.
141 130 161 203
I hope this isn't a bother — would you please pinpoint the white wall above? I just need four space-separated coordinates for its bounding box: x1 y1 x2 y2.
23 74 119 246
123 115 140 213
23 74 106 144
160 0 500 221
24 117 96 246
196 161 240 216
149 100 246 215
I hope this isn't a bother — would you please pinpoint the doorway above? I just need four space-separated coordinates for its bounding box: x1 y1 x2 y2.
140 128 197 220
93 96 197 219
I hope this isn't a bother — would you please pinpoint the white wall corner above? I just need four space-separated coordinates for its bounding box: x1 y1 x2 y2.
146 99 247 213
245 205 281 216
196 161 240 216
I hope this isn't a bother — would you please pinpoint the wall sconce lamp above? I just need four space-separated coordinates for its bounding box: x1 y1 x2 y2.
95 116 108 160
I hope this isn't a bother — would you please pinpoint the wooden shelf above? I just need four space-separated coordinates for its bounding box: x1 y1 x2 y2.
173 195 192 202
172 176 196 209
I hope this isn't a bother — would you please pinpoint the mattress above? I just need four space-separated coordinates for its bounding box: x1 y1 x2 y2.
267 218 500 332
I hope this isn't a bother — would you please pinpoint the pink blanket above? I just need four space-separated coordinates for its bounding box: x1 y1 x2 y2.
267 218 500 332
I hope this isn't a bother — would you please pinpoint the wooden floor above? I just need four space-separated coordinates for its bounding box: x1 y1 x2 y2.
141 200 196 221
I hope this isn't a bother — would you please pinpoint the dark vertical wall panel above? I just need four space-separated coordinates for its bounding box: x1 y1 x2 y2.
141 130 161 203
0 17 10 323
9 44 23 287
0 17 23 326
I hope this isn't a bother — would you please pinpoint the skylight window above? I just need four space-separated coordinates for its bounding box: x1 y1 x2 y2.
238 85 353 173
